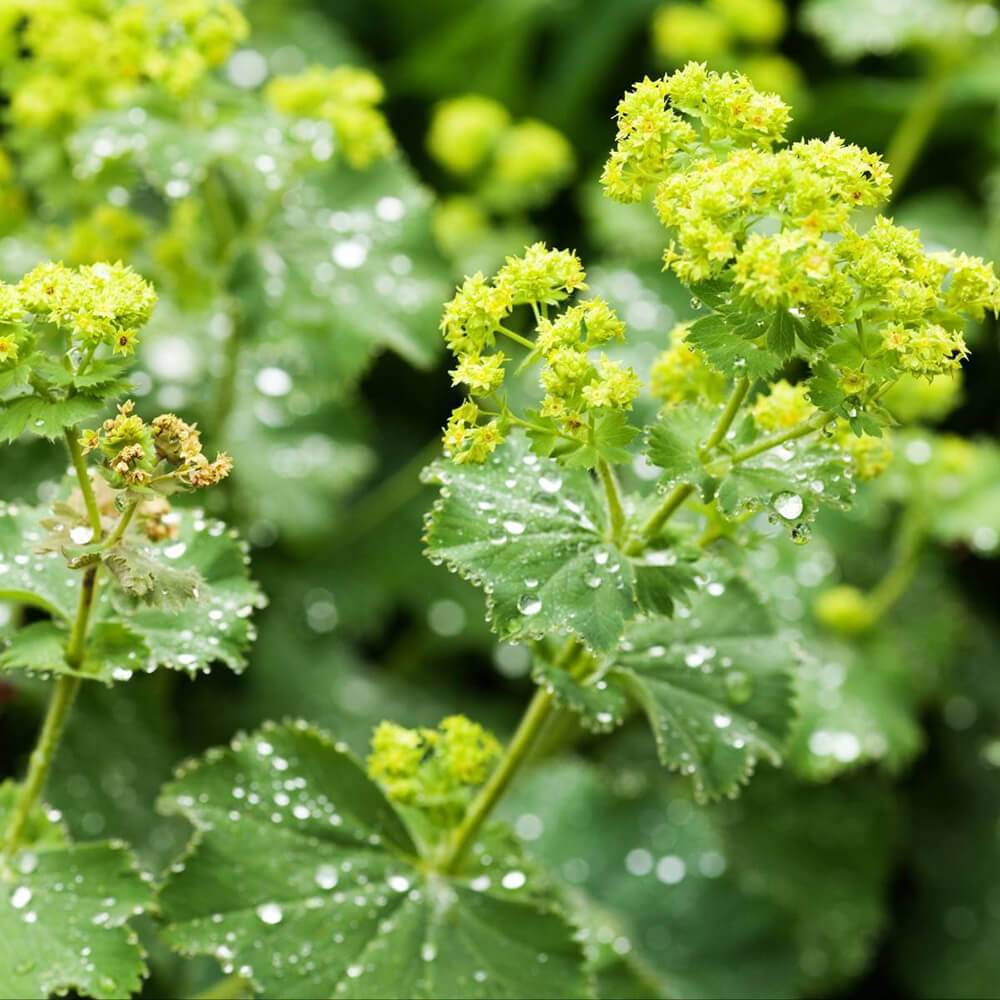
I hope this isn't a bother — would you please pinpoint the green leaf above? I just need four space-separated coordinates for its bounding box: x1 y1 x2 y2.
686 314 783 380
501 759 800 1000
0 500 79 620
805 362 848 412
102 541 202 610
0 620 149 683
717 441 854 534
1 495 264 676
0 395 105 443
158 721 590 999
608 578 797 801
562 412 640 470
0 782 154 1000
423 432 693 653
103 513 266 676
644 404 717 497
765 310 799 359
531 658 628 734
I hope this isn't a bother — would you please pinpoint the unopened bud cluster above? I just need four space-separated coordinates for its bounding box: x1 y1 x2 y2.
367 716 501 826
80 402 232 492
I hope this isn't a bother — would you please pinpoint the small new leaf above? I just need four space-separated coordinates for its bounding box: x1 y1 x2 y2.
645 404 717 498
686 314 783 380
102 542 202 611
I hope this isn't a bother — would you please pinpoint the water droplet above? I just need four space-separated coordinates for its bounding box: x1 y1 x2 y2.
503 519 525 536
538 474 562 494
10 886 31 909
517 595 542 616
256 902 283 925
772 492 803 520
725 670 754 705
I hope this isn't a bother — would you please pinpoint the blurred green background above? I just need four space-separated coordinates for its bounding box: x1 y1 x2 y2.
2 0 999 997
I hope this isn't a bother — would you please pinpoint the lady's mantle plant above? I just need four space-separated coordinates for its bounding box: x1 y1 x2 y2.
6 64 997 999
0 261 262 999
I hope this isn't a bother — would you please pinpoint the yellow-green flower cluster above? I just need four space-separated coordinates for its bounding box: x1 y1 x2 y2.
266 66 395 169
80 401 232 490
367 716 501 826
0 283 25 363
0 0 248 132
650 322 728 407
653 0 787 61
426 95 511 176
440 244 640 463
59 204 147 266
426 94 574 213
751 379 816 431
16 261 156 356
602 64 999 387
835 422 893 480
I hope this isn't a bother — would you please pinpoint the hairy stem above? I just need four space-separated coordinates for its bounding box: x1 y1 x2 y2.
64 427 103 536
700 377 749 455
597 459 627 545
103 499 139 550
439 685 555 874
1 675 81 857
727 409 832 464
632 377 752 550
2 427 111 857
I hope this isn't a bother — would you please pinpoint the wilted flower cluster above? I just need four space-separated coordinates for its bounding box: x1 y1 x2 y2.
602 63 1000 386
427 94 574 213
0 0 248 132
367 716 500 826
3 261 156 359
440 243 640 463
80 401 232 491
266 66 395 169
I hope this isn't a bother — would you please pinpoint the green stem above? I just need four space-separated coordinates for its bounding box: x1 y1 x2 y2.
1 676 81 858
439 685 556 874
1 426 114 858
102 500 139 549
192 974 253 1000
497 325 535 350
727 409 832 465
597 459 626 545
213 299 243 439
699 377 749 456
884 49 957 202
867 508 926 620
632 378 752 550
64 427 103 536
